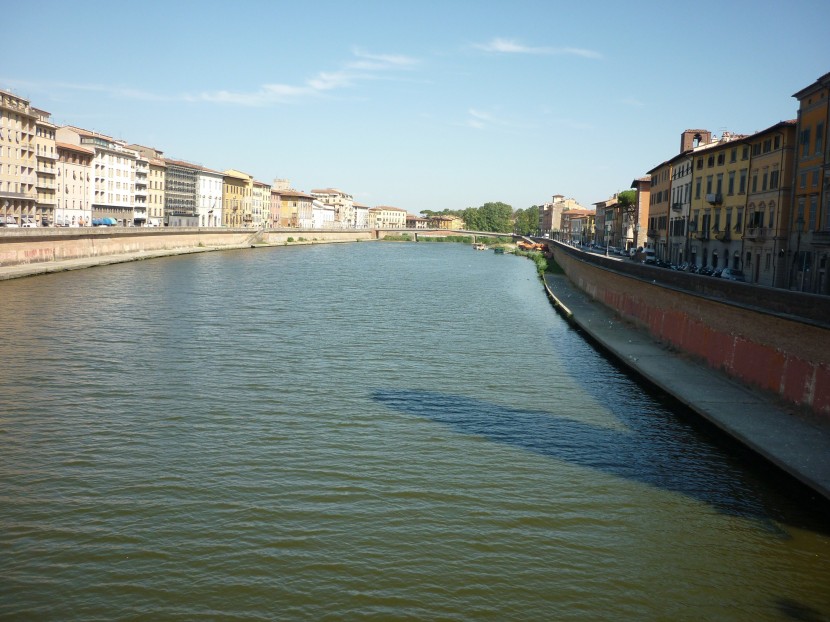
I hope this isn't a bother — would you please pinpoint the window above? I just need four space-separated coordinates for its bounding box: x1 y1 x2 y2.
730 148 737 163
695 178 701 199
774 135 780 150
716 173 723 195
770 170 779 189
813 170 820 187
742 146 749 160
706 175 713 194
810 196 818 230
736 209 743 231
817 123 824 154
752 174 757 193
762 172 768 191
717 153 725 165
763 139 772 153
801 128 811 156
707 156 715 168
753 143 761 156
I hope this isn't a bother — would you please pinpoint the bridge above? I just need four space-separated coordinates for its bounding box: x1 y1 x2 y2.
374 228 517 243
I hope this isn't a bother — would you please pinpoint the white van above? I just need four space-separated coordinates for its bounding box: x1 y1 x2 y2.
643 249 656 264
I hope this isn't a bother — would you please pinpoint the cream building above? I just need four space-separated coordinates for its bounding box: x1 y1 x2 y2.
128 144 166 226
0 89 37 226
58 126 137 226
353 202 369 228
133 155 148 225
252 180 270 228
34 107 57 226
278 189 314 227
311 188 354 228
368 205 407 228
55 142 93 226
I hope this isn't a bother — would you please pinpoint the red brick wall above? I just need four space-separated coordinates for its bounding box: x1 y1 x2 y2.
553 246 830 417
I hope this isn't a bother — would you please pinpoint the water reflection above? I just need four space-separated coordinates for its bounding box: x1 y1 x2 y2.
373 388 823 534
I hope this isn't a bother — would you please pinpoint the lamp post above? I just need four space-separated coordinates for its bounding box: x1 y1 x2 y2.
791 216 804 290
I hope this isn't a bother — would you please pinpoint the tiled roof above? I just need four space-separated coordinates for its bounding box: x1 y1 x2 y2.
56 141 94 155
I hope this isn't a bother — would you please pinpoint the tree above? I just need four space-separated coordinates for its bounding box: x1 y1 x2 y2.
617 189 636 210
513 205 540 236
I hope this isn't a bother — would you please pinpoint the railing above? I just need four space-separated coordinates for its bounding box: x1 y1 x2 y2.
745 227 768 241
705 193 723 205
715 230 730 242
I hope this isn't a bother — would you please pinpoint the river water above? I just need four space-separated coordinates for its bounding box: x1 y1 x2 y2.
0 241 828 621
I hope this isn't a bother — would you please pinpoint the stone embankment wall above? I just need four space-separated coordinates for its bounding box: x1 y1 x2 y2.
550 242 830 417
0 228 376 267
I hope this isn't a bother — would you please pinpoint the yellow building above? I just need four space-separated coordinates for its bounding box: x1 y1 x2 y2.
688 132 749 270
278 189 314 227
744 120 797 287
429 215 464 229
223 169 253 227
791 72 830 294
0 89 37 226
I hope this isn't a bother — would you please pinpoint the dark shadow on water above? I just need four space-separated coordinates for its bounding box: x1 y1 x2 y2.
372 388 829 536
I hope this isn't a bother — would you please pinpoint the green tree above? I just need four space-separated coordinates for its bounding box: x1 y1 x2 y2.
513 205 540 235
617 189 636 210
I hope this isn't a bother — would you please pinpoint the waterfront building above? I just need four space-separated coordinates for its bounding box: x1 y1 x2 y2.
406 214 428 229
368 205 407 229
743 120 797 287
0 89 37 226
429 214 465 230
128 144 166 226
252 180 270 229
686 131 749 270
353 202 369 229
57 125 138 226
133 155 148 226
311 188 354 228
278 188 314 227
198 167 224 227
561 208 594 245
539 195 584 239
791 72 830 294
54 142 93 226
592 196 618 248
164 159 199 226
628 176 650 253
222 170 253 227
34 108 57 226
646 160 672 260
312 200 335 229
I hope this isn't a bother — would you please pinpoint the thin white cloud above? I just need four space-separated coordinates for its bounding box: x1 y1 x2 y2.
621 96 645 107
474 37 602 59
6 48 421 108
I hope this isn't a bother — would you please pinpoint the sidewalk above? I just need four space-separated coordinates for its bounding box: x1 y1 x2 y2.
543 273 830 504
0 246 232 281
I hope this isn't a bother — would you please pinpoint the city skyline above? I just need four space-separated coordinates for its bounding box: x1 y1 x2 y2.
4 0 830 213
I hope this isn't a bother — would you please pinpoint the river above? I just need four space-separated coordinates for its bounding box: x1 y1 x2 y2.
1 241 828 620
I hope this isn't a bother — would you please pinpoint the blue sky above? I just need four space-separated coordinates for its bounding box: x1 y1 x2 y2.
5 0 830 213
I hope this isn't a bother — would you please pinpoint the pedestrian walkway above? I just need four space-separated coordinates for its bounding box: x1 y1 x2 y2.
543 272 830 504
0 247 226 281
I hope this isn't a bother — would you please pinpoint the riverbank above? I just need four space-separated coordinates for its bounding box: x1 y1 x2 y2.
543 272 830 506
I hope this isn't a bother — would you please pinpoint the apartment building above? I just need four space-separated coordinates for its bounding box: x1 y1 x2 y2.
311 188 354 228
0 89 37 226
743 120 797 287
593 195 618 248
278 189 313 227
54 142 93 226
687 132 749 270
539 195 584 238
629 176 650 253
164 159 199 226
353 202 369 228
223 170 253 227
368 205 407 228
312 200 335 229
128 144 166 226
791 72 830 294
57 125 137 225
134 156 148 225
198 167 223 227
646 161 671 259
33 108 57 225
252 180 270 229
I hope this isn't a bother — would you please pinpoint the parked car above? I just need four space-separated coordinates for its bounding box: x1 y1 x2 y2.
22 222 39 228
720 268 746 282
643 249 656 264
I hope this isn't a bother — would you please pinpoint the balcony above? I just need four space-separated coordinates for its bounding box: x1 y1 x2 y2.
36 179 56 190
705 193 723 205
671 202 683 212
714 230 730 242
744 227 768 241
694 230 710 240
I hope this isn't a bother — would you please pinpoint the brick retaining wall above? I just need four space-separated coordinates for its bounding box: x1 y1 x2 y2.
550 242 830 417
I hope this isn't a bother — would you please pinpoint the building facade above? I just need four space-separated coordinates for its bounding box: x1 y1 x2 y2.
743 120 797 287
34 108 57 226
54 142 93 226
311 188 354 228
791 72 830 294
57 126 137 225
164 159 199 226
368 205 407 228
0 89 37 226
198 168 223 227
223 170 253 227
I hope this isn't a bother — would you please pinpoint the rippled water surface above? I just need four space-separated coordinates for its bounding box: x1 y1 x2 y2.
1 242 829 620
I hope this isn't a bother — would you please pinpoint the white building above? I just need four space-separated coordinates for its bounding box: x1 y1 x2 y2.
368 205 407 228
311 188 354 228
57 126 137 226
353 202 369 229
134 155 148 225
198 167 223 227
312 199 335 229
